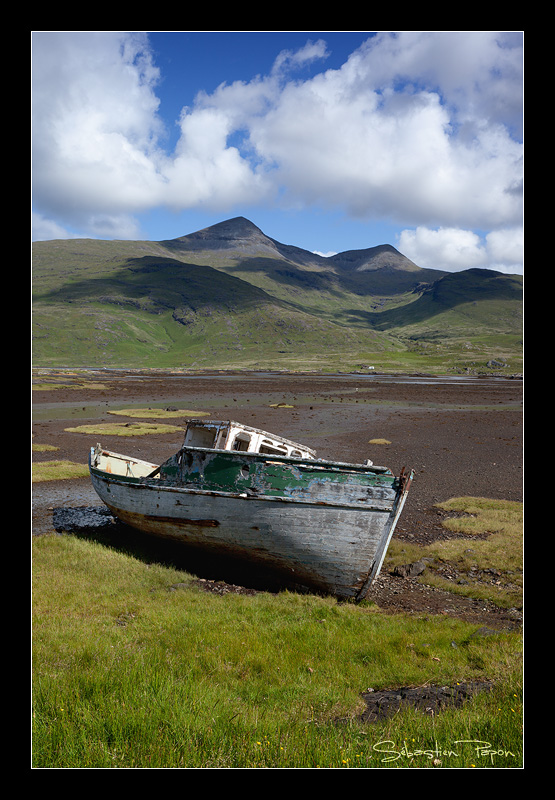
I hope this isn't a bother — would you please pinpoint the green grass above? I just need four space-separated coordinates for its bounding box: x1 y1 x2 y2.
32 460 90 482
107 408 208 419
32 443 59 452
63 422 183 437
386 497 523 609
32 524 523 768
32 381 110 391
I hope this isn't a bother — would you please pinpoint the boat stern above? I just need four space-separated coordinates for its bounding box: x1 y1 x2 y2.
89 444 159 480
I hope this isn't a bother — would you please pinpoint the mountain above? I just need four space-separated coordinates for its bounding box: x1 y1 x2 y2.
164 216 431 275
329 243 421 272
32 217 523 373
160 218 449 315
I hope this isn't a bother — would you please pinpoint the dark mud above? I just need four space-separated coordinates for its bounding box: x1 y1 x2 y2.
32 370 523 632
358 680 495 724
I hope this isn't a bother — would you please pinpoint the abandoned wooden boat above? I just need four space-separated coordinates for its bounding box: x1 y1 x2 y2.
89 419 413 601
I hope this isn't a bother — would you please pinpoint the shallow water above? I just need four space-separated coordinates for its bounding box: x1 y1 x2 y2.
31 374 514 422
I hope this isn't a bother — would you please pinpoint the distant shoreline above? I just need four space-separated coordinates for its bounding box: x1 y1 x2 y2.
32 366 523 380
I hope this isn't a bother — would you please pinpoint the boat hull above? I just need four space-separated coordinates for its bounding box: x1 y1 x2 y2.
89 452 412 600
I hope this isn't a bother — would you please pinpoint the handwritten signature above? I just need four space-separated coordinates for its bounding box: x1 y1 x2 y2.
372 739 517 764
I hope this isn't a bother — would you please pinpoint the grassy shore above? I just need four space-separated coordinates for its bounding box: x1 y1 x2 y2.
32 498 523 769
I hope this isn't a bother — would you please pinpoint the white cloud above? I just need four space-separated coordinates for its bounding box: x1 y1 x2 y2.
31 211 144 242
241 32 523 229
32 33 167 222
161 106 271 209
398 225 523 274
32 30 523 264
271 38 330 76
31 212 82 242
484 227 524 271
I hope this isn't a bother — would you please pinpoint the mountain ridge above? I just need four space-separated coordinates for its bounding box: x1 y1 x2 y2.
163 216 422 273
32 216 523 372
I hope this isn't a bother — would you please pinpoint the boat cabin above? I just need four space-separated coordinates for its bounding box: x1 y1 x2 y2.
182 420 316 460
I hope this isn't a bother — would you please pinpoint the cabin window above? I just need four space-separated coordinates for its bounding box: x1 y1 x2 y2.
232 434 251 452
259 439 288 456
184 426 218 448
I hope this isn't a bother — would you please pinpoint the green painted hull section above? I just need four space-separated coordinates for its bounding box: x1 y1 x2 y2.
159 448 397 505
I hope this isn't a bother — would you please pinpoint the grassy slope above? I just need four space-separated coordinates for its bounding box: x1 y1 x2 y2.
32 241 396 370
32 238 523 373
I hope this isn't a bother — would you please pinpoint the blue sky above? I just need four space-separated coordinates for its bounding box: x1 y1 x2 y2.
31 31 523 273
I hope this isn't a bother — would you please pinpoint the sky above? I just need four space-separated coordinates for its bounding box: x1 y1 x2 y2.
31 31 524 274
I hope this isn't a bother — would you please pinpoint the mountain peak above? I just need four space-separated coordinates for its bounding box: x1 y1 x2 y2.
198 216 264 237
329 244 420 272
175 216 264 243
162 216 434 274
164 216 277 254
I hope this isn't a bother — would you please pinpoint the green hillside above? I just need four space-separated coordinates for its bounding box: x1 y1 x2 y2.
32 218 523 373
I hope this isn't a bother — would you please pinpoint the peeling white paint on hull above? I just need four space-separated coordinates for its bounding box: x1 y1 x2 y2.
90 470 411 600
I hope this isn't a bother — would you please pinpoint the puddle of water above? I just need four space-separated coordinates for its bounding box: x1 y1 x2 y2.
32 398 220 423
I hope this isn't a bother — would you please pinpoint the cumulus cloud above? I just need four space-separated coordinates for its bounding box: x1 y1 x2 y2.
31 212 82 242
398 226 523 273
241 31 523 230
32 32 167 227
32 31 523 272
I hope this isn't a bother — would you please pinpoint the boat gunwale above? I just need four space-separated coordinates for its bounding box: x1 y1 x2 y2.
89 462 401 513
90 443 394 475
170 444 393 475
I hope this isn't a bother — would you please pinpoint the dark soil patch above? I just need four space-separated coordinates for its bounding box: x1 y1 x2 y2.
358 680 495 723
365 573 522 630
181 579 258 597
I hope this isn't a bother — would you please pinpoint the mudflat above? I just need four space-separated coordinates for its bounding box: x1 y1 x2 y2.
32 370 523 628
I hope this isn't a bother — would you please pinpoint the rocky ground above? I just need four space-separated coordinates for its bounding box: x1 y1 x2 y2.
32 369 523 635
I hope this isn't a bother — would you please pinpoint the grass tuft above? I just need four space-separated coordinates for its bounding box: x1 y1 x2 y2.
386 497 523 608
63 422 182 436
107 408 208 419
32 460 89 482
